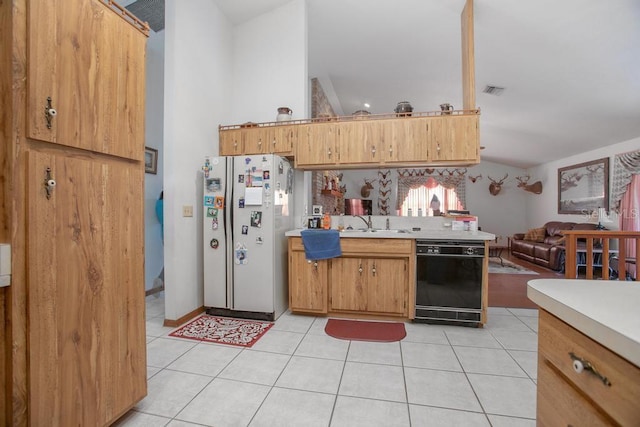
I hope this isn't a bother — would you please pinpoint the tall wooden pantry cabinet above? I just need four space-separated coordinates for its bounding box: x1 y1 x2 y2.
1 0 149 425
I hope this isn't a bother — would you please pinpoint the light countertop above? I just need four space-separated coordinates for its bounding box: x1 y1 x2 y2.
285 228 495 241
527 279 640 368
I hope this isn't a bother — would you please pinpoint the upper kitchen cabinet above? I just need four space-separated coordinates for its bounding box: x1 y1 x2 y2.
383 116 431 163
219 111 481 168
336 120 384 165
295 122 338 167
219 127 245 156
219 125 296 156
430 114 479 163
27 0 146 161
244 125 296 155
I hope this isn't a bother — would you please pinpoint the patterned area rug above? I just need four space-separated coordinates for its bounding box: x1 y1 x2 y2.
169 315 273 347
325 319 406 342
489 259 538 275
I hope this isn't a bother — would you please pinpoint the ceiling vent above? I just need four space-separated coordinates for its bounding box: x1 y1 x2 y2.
482 85 505 96
125 0 165 32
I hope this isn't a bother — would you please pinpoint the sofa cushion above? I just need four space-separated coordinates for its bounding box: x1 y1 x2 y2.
524 227 546 242
572 223 599 232
544 235 565 246
545 221 576 237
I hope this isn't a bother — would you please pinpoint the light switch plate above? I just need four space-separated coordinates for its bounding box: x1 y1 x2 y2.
182 205 194 217
0 243 10 276
0 243 10 287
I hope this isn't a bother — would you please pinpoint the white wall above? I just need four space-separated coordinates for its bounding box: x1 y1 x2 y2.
144 30 165 291
465 161 529 239
528 136 640 229
164 0 307 320
164 0 233 320
230 1 308 124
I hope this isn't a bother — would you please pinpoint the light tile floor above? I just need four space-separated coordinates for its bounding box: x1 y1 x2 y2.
114 296 538 426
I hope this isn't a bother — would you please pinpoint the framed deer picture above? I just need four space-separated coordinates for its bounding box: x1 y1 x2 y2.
558 158 609 214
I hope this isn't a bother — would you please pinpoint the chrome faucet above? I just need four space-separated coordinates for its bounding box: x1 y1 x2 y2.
353 215 373 230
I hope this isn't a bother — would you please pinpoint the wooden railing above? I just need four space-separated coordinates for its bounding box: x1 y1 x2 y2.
563 230 640 279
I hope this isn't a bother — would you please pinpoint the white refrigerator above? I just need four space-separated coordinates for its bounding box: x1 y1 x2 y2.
202 154 293 321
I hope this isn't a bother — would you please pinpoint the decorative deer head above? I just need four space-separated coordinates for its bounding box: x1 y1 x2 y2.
560 172 583 192
468 174 482 183
516 175 543 194
360 179 374 198
488 173 508 196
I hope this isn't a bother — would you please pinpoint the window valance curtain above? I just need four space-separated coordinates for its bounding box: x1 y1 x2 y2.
396 168 467 210
611 149 640 212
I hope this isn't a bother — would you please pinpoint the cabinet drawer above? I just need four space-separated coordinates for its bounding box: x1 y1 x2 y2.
340 238 412 255
289 237 413 255
538 357 613 426
539 310 640 426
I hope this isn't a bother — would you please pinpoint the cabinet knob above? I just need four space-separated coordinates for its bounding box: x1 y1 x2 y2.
272 138 276 146
258 139 262 146
371 262 376 276
371 146 376 156
328 148 332 158
389 145 393 155
358 264 363 274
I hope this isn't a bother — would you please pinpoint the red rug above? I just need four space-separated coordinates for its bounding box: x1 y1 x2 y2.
324 319 406 342
169 315 273 347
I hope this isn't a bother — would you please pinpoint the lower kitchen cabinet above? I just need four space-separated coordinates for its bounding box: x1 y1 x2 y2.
287 237 413 319
537 310 640 426
330 257 407 316
288 239 328 314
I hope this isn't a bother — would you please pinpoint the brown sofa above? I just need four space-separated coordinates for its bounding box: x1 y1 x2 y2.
511 221 598 271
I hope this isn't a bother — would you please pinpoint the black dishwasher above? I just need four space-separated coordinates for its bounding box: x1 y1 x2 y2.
414 240 484 326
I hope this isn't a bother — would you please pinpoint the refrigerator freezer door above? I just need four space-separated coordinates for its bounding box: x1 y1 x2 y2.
203 156 231 308
231 154 292 314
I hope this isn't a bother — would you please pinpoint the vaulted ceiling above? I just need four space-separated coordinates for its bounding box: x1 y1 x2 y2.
194 1 640 168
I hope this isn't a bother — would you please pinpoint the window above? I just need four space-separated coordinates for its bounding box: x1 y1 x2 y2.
400 177 463 216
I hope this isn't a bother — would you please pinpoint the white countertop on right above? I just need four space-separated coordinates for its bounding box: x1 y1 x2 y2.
527 279 640 368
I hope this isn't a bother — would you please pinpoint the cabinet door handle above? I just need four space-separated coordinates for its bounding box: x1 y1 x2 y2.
371 146 376 157
272 138 276 146
569 352 611 386
371 262 376 276
328 148 332 158
45 97 57 129
258 139 262 146
389 145 393 156
307 260 319 271
358 263 363 274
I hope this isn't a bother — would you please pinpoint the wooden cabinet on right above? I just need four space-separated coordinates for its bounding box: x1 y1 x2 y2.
537 310 640 426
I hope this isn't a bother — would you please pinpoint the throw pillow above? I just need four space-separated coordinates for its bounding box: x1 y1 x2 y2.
524 227 546 242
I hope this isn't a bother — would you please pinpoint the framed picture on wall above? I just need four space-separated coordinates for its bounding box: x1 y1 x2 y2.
558 157 609 214
145 147 158 174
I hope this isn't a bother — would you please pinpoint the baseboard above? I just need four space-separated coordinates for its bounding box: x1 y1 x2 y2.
163 306 205 328
145 284 164 296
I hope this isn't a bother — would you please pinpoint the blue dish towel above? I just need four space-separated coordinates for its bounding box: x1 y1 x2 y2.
300 229 342 260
